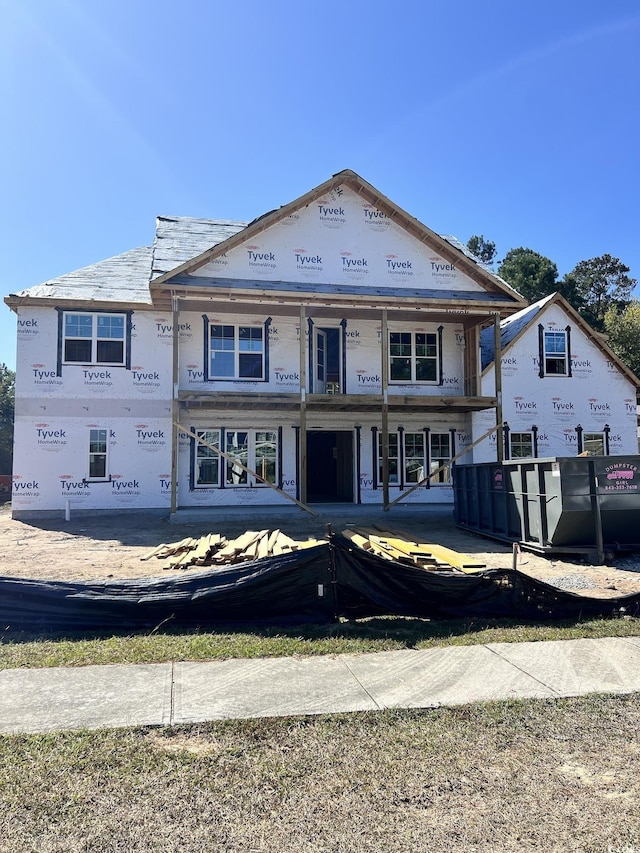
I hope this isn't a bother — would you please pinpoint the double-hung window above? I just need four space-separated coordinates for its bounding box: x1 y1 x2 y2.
64 312 126 365
194 430 221 487
404 432 426 483
377 432 400 484
209 325 264 380
543 331 568 376
509 431 534 459
429 433 451 483
389 332 438 383
88 429 108 480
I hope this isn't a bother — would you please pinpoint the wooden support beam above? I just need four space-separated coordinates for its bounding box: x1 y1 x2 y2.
299 305 308 506
170 295 180 514
381 308 390 509
494 312 504 462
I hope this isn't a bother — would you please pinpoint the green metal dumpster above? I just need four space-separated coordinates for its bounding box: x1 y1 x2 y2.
453 456 640 560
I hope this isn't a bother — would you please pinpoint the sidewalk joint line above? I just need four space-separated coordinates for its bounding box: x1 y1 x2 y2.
170 661 176 726
484 644 562 696
340 658 384 710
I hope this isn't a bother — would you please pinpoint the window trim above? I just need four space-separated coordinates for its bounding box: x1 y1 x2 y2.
376 429 452 488
192 429 222 488
582 431 607 457
538 324 572 378
509 430 535 459
87 427 110 482
190 427 279 490
202 316 271 383
57 309 132 375
388 327 443 385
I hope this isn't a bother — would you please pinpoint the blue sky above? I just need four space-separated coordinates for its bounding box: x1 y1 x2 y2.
2 0 640 370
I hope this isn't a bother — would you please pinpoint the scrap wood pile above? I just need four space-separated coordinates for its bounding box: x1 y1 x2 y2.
342 527 486 574
141 529 325 571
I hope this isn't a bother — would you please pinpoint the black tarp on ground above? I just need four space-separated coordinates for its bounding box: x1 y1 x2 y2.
331 534 640 621
2 536 640 632
0 544 334 631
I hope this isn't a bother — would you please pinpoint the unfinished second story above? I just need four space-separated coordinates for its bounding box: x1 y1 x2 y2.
5 170 527 415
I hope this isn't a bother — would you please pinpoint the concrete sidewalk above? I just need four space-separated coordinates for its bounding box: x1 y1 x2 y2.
3 636 640 734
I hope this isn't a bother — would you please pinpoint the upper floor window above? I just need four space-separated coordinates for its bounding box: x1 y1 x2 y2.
543 331 568 375
389 331 439 383
203 317 271 382
63 312 126 365
538 325 572 378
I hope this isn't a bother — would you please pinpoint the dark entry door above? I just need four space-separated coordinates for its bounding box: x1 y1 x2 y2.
307 431 354 503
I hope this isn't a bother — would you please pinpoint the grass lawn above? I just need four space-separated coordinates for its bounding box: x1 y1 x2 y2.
1 614 640 669
1 693 639 852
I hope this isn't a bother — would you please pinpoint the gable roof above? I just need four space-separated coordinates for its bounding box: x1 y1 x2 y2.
5 247 154 308
480 292 640 390
150 169 525 304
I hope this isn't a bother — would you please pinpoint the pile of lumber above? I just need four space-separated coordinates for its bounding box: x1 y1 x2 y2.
342 527 486 574
141 529 325 571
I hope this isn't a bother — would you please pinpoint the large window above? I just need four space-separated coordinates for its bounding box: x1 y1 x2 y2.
63 312 126 365
543 331 568 376
376 431 451 487
88 429 108 480
509 431 534 459
209 325 264 380
389 332 438 383
193 429 277 488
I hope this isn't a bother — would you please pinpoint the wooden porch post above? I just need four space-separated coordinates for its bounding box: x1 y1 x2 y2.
381 308 390 509
170 294 180 515
494 312 504 462
299 305 308 505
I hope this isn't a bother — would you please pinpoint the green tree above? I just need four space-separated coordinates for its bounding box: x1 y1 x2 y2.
603 301 640 378
0 364 15 474
565 254 636 332
466 235 497 265
498 247 558 303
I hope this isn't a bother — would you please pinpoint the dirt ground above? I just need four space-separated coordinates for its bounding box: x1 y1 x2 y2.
1 502 640 599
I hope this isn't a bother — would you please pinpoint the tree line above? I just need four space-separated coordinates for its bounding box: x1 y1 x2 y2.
467 236 640 377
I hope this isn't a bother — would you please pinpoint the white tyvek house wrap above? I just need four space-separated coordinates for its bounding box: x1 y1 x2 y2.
15 308 173 401
194 186 487 294
11 416 172 512
13 306 173 512
472 302 638 462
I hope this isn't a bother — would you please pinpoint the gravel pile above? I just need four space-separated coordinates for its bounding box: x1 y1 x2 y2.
545 575 599 590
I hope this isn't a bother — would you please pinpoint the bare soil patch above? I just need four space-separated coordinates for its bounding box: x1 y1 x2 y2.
1 503 640 598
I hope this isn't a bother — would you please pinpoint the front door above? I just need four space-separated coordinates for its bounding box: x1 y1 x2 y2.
306 430 354 502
